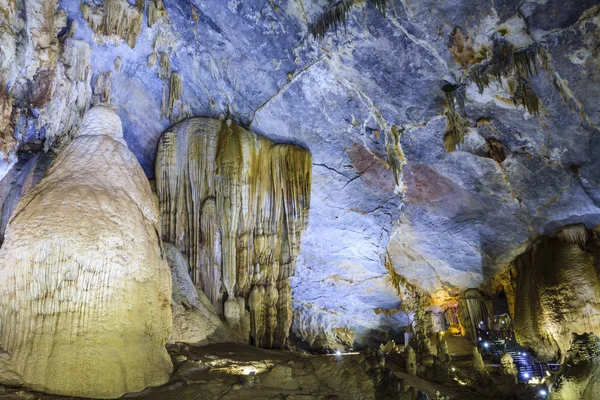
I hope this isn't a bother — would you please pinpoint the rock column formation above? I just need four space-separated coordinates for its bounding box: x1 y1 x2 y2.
156 118 311 348
509 224 600 362
0 107 173 398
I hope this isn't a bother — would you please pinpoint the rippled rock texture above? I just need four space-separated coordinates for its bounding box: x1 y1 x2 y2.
1 0 599 348
156 117 311 348
490 224 600 362
0 107 172 398
166 242 240 346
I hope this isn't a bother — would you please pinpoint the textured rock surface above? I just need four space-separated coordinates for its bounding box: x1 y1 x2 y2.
490 225 600 362
166 242 239 346
0 149 53 244
549 333 600 400
156 117 311 348
0 343 399 400
0 0 599 347
0 107 172 398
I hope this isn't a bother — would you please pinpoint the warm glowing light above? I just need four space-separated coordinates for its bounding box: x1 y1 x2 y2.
528 377 546 385
451 367 456 372
453 377 468 386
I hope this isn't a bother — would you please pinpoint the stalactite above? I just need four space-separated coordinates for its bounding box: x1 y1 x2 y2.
148 0 167 27
557 223 589 246
158 53 170 79
442 85 468 152
94 71 111 104
160 82 169 118
309 0 390 40
148 51 157 67
168 72 182 120
81 0 143 48
0 107 172 398
385 125 405 186
0 80 15 160
39 38 93 152
114 56 122 72
155 118 312 348
468 39 542 115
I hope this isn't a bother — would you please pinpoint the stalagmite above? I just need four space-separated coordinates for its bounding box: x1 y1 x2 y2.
499 353 517 385
511 224 600 362
405 345 417 375
0 106 173 398
472 347 487 375
165 243 239 345
156 117 311 348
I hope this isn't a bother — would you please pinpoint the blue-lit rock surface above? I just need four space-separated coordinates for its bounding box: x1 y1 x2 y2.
0 0 599 348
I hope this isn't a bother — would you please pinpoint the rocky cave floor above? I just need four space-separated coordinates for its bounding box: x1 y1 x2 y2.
0 335 545 400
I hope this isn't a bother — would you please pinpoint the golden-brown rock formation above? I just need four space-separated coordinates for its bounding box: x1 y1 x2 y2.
0 106 173 398
492 224 600 362
165 242 240 346
81 0 143 48
156 117 311 348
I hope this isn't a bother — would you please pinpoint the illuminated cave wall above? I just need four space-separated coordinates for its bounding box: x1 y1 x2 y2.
0 107 173 398
493 224 600 362
156 117 311 349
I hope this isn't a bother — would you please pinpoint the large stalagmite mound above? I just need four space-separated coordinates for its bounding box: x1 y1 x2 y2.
0 106 173 398
495 224 600 362
156 118 311 349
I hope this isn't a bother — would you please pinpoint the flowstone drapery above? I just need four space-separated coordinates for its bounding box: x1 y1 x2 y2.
156 117 311 348
0 106 173 398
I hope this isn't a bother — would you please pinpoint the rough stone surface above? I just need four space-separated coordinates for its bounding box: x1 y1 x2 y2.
0 107 172 398
0 0 599 348
165 242 240 346
156 117 311 348
493 224 600 362
549 333 600 400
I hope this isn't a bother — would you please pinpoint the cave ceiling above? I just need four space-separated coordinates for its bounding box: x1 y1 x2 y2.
1 0 600 345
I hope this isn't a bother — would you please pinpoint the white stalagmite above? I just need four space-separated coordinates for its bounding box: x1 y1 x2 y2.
156 117 311 348
0 106 173 398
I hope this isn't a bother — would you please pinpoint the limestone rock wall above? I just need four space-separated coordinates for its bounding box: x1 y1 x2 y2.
156 117 311 349
0 106 172 398
503 225 600 362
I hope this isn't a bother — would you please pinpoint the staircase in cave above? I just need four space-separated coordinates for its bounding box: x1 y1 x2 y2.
484 338 561 383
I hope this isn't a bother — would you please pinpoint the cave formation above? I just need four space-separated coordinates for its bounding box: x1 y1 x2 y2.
0 0 600 399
